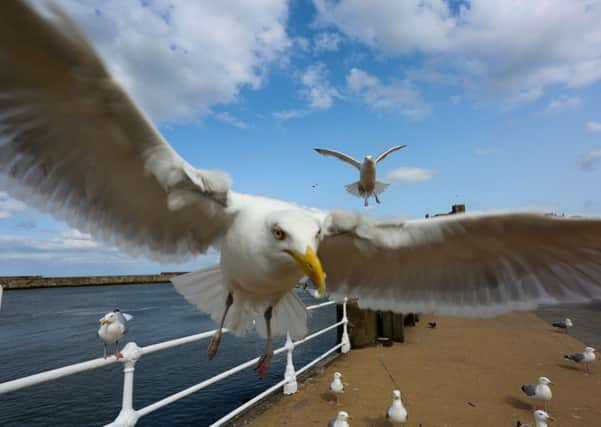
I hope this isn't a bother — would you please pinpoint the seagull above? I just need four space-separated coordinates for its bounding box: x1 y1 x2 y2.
329 372 344 405
427 321 437 329
314 145 406 207
520 377 553 411
328 410 351 427
516 409 556 427
386 389 408 423
551 318 573 333
97 309 133 359
3 1 601 379
564 346 597 374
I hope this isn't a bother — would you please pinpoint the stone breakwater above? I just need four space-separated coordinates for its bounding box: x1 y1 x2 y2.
0 272 187 290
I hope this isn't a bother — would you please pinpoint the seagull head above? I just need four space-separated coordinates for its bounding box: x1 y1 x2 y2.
565 318 573 327
337 411 351 422
265 210 326 296
534 410 554 423
364 155 374 163
392 389 401 400
99 311 118 326
584 346 595 353
538 377 553 386
333 372 342 380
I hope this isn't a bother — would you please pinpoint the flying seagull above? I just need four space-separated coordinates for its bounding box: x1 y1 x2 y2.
314 145 406 206
564 347 597 374
516 410 556 427
520 376 553 411
386 389 408 423
3 1 601 378
97 309 133 359
551 318 573 333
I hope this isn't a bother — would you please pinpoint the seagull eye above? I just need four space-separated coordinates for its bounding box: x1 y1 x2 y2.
272 226 286 241
316 227 322 239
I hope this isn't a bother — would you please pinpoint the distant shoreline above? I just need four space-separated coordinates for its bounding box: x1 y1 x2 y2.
0 272 188 290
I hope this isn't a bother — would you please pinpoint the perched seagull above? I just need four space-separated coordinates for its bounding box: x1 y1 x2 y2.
386 389 408 423
564 347 597 374
314 145 406 207
328 410 351 427
97 309 133 359
4 1 601 379
516 409 556 427
520 377 553 411
329 372 344 405
551 318 573 333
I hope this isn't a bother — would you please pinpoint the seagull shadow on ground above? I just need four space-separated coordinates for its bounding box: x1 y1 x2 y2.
362 415 392 427
320 391 339 405
503 395 532 410
557 362 582 372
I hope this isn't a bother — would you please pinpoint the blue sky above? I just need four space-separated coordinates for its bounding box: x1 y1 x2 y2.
1 0 601 276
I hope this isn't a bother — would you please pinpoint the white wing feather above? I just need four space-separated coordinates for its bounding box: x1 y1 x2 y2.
0 1 231 261
314 148 361 169
319 211 601 317
374 144 406 163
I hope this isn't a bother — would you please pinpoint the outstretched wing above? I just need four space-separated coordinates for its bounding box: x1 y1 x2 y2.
375 144 406 163
314 148 361 169
319 210 601 317
0 1 232 261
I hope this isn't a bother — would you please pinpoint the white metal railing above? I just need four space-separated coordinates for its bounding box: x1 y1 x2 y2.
0 297 351 427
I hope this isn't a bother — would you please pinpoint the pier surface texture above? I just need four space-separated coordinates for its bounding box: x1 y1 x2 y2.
244 312 601 426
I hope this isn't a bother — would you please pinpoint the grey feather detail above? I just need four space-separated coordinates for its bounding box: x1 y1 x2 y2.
320 210 601 317
0 1 232 262
565 352 585 362
314 148 361 169
375 144 406 163
328 419 336 427
521 384 537 397
552 320 567 328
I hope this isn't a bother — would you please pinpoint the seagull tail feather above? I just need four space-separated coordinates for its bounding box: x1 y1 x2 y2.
254 291 308 340
344 181 365 198
373 181 390 195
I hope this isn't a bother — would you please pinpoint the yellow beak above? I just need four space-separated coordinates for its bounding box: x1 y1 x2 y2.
548 416 556 422
100 319 107 325
286 246 326 297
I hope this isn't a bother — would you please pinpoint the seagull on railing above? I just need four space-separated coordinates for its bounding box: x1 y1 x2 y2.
328 410 351 427
4 0 601 380
314 145 406 207
98 309 133 359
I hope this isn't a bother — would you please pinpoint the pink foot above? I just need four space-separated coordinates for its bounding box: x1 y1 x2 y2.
254 351 273 379
114 352 124 359
208 334 221 360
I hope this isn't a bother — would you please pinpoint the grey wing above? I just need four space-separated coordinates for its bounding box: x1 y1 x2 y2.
314 148 361 169
521 384 536 397
375 144 406 163
328 419 336 427
566 352 585 362
116 312 130 334
0 1 232 262
552 321 565 328
319 210 601 317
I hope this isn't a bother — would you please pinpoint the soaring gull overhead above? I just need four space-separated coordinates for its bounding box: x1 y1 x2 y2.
3 1 601 377
314 145 406 207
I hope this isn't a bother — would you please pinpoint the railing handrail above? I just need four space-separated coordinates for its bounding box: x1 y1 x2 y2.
0 297 351 427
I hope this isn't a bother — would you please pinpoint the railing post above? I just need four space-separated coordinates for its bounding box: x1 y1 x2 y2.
341 297 351 353
283 332 297 395
104 342 144 427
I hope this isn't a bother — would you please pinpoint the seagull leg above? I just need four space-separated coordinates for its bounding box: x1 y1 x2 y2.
103 343 107 359
364 196 369 207
114 340 123 359
208 292 233 360
255 306 274 378
375 193 381 204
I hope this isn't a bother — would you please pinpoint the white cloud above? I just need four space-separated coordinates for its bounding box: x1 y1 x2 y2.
587 121 601 133
581 150 601 171
314 0 601 103
211 112 248 129
0 192 26 220
273 109 309 121
346 68 430 118
300 63 341 109
50 0 291 124
544 96 581 114
387 167 434 183
313 32 342 52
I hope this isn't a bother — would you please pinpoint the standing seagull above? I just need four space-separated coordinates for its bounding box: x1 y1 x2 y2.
564 347 597 374
386 389 408 423
516 410 556 427
328 411 351 427
314 145 406 206
551 318 573 333
4 1 601 380
520 377 553 411
97 309 133 359
329 372 344 405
